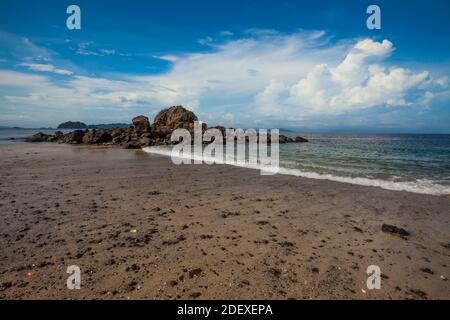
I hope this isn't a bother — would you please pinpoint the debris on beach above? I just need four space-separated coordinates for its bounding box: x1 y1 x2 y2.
381 224 410 238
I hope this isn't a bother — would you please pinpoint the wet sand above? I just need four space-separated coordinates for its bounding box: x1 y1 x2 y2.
0 143 449 300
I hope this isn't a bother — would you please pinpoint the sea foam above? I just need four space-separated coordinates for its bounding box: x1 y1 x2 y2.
143 146 450 196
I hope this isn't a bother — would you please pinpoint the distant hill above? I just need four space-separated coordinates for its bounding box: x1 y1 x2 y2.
57 121 87 129
88 123 130 129
57 122 130 129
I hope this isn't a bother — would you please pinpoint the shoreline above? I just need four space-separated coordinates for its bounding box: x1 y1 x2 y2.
143 146 450 196
0 143 449 299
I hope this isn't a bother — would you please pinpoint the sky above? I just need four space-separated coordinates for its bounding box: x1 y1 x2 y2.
0 0 449 132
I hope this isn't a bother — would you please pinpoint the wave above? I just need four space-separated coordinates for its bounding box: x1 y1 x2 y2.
143 146 450 196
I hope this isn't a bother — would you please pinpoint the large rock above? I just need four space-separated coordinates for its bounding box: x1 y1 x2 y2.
279 135 294 144
132 115 150 132
122 141 141 149
153 106 198 131
47 131 63 142
139 135 153 147
82 130 112 144
26 107 310 148
62 130 85 144
25 132 51 142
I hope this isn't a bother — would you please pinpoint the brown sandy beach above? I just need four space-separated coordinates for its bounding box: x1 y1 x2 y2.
0 143 449 300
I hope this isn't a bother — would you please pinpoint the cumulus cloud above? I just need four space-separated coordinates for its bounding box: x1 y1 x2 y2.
257 38 441 118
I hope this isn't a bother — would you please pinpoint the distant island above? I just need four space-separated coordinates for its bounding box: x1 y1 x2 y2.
57 121 87 129
88 123 131 129
57 121 130 129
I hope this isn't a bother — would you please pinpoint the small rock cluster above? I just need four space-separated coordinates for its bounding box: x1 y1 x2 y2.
26 106 308 148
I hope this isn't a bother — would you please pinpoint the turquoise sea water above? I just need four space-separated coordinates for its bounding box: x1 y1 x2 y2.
280 133 450 186
2 129 449 195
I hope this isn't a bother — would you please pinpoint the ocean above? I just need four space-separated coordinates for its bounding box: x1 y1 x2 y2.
144 133 450 195
2 129 449 195
0 128 74 144
277 133 450 195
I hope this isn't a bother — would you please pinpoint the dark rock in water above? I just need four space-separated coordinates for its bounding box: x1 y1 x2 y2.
295 136 309 143
382 224 410 238
279 135 294 144
153 106 198 131
57 121 87 129
132 115 150 132
25 132 51 142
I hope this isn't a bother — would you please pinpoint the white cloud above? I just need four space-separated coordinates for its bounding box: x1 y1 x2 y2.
255 80 287 115
198 36 214 45
153 54 179 62
76 42 115 56
0 30 55 62
435 76 449 86
265 38 437 117
0 30 448 128
99 49 115 56
18 63 73 75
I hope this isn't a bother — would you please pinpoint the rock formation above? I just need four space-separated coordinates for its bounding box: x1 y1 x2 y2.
26 106 308 148
153 106 198 130
132 115 150 132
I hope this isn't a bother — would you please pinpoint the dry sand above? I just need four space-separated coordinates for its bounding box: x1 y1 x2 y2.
0 143 449 300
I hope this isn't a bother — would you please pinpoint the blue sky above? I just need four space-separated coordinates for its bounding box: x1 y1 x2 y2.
0 0 449 132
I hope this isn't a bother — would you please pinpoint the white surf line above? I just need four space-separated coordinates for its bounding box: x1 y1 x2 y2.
143 146 450 196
